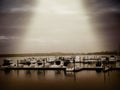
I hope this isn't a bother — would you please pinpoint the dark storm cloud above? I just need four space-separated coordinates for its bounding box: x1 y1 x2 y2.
84 0 120 50
0 0 34 34
0 0 37 13
0 0 34 9
0 0 35 53
84 0 120 25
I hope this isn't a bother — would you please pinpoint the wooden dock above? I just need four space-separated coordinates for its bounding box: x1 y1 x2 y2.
0 67 120 72
72 67 103 72
67 67 120 72
0 67 66 71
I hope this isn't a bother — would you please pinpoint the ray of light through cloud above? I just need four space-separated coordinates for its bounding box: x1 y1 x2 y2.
18 0 104 53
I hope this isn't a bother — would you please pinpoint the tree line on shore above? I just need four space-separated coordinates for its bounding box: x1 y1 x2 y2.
0 51 119 57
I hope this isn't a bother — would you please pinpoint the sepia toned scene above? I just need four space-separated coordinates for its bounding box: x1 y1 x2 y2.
0 0 120 90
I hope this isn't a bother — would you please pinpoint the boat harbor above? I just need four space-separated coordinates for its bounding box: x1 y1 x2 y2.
0 55 120 73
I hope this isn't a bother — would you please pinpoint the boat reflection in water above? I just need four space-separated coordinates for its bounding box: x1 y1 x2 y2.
1 69 120 90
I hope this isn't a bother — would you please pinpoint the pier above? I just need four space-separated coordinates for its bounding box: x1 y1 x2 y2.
0 67 66 71
0 55 120 73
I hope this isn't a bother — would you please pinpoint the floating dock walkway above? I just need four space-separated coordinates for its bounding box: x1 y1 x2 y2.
0 67 66 71
0 67 120 72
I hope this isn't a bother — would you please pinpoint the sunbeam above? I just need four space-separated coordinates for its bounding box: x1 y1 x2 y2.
19 0 104 53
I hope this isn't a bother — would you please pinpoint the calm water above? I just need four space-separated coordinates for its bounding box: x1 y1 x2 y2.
0 70 120 90
0 56 120 90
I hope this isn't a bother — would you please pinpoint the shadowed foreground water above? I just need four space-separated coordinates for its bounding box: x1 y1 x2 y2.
0 70 120 90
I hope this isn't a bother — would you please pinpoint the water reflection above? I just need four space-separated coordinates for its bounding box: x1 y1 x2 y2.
55 70 62 77
0 70 120 90
25 70 32 78
65 72 76 81
16 70 19 77
37 70 44 76
96 69 102 73
4 70 11 75
2 70 112 83
103 71 111 84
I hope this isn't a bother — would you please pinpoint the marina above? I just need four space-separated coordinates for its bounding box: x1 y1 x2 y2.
0 55 120 90
0 55 120 73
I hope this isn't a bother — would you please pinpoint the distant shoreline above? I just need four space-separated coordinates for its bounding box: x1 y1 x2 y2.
0 51 119 57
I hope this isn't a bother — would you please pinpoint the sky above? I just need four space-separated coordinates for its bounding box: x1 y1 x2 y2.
0 0 120 54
